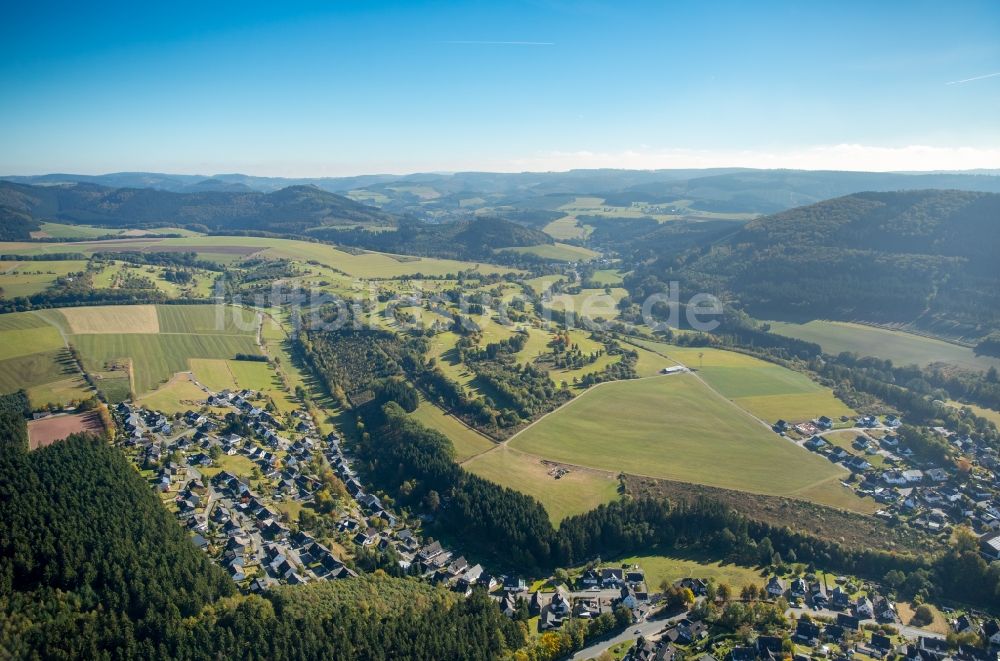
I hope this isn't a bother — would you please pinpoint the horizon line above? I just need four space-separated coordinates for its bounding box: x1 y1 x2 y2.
3 165 1000 180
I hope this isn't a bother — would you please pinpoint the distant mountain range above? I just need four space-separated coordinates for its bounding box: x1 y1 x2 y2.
0 181 395 236
632 189 1000 338
4 169 1000 217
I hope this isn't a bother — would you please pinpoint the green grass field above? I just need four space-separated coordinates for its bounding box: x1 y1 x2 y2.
589 269 625 285
630 344 679 377
26 377 95 408
499 242 599 262
157 304 258 335
29 222 202 239
0 260 91 298
614 552 766 590
767 319 1000 372
74 332 259 395
632 340 855 423
6 304 263 398
542 216 591 241
189 358 239 391
408 398 495 462
0 349 90 403
524 274 565 295
138 375 208 414
548 288 627 321
90 261 216 298
512 327 556 364
200 454 257 480
948 400 1000 427
463 446 620 523
509 374 858 509
0 312 65 360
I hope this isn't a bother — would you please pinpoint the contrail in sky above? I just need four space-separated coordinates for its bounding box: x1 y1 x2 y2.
441 40 554 46
946 71 1000 85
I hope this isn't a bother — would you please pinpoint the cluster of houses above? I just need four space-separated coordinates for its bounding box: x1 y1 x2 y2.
114 389 385 590
627 586 1000 661
780 414 1000 548
764 575 897 622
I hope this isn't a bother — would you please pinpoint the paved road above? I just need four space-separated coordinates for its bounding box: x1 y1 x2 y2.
570 609 689 660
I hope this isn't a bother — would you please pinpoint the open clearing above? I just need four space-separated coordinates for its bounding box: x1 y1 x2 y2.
189 358 239 392
138 373 208 414
614 553 765 590
548 288 627 321
509 373 857 509
948 400 1000 427
542 216 591 241
499 243 599 262
0 260 90 298
767 319 1000 372
0 312 65 360
409 398 495 462
0 347 93 408
27 412 104 450
631 340 855 423
463 446 620 523
524 274 565 295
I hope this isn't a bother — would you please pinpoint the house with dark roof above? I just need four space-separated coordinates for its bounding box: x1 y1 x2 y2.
794 619 821 643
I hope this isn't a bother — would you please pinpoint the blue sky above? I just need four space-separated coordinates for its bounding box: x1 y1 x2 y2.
1 0 998 175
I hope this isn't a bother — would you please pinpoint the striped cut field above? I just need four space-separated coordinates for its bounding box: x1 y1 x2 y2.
59 305 160 334
74 332 259 395
156 305 257 335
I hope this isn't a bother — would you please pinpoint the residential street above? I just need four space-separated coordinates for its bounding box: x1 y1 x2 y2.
570 609 690 660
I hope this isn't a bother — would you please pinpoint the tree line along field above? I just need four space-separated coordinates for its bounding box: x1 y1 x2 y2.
407 396 496 462
767 319 1000 372
0 259 216 302
0 259 90 298
0 235 515 278
630 339 855 423
508 373 866 512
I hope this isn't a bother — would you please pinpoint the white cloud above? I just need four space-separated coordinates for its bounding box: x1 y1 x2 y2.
504 144 1000 173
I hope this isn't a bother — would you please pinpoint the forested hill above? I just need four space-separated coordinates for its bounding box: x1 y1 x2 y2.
630 189 1000 338
0 416 520 659
0 180 396 235
311 215 554 260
